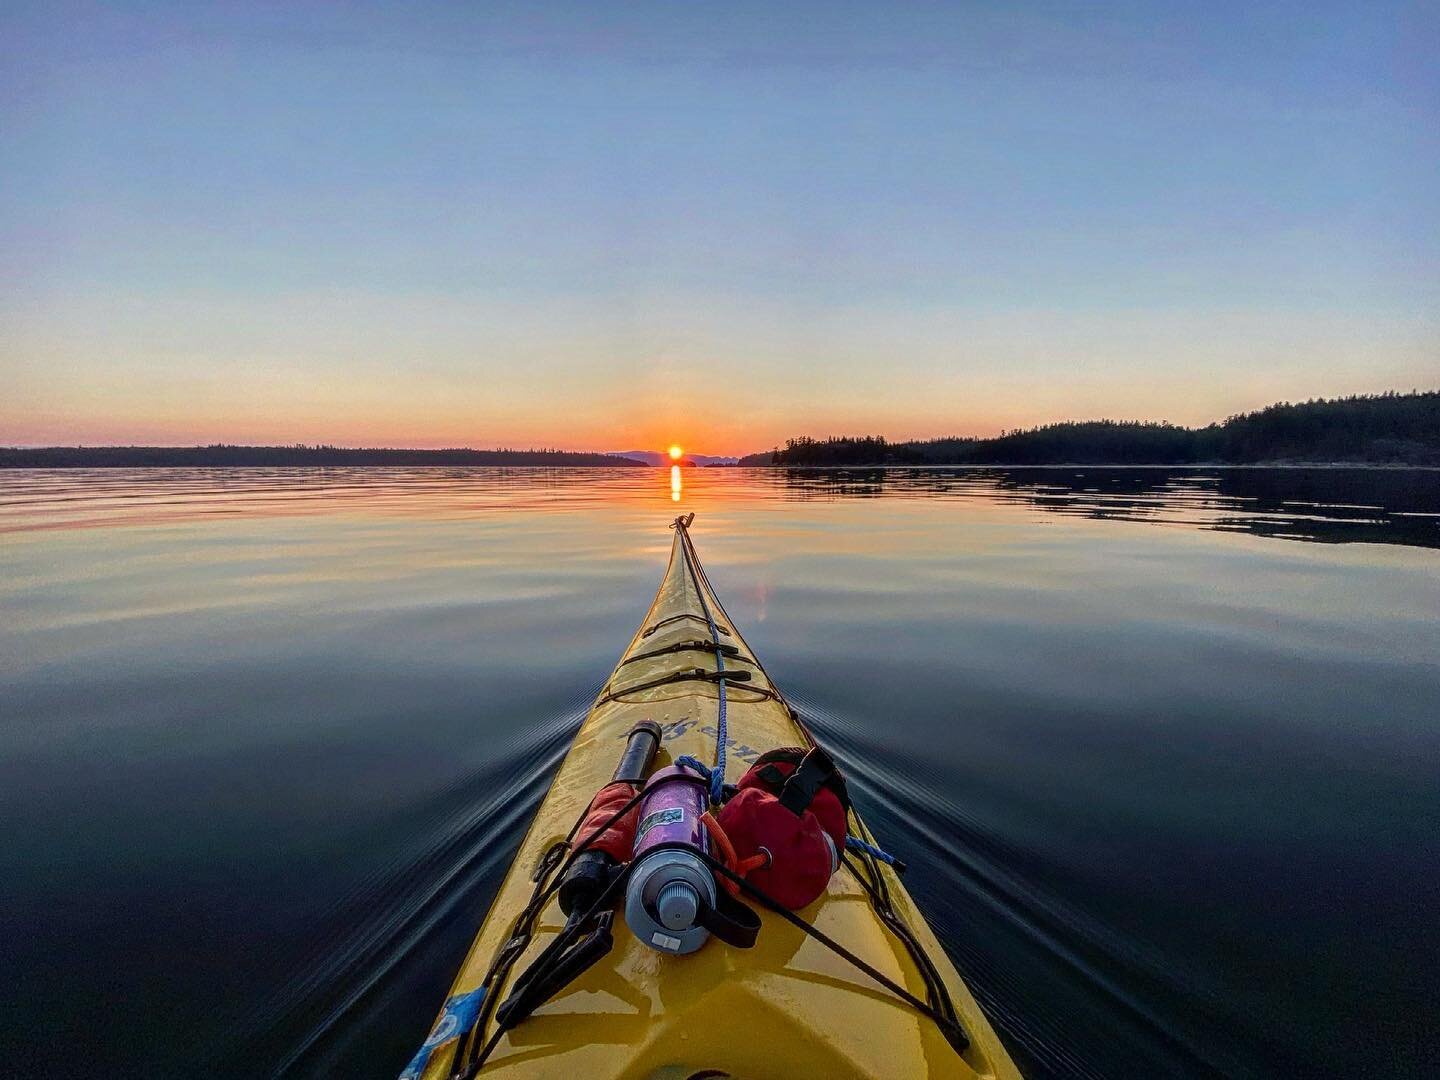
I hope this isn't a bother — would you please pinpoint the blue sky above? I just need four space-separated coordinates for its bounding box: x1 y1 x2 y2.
2 2 1436 451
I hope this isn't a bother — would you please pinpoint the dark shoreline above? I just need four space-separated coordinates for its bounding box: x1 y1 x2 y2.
0 446 647 468
731 461 1440 470
740 391 1440 468
4 457 1438 471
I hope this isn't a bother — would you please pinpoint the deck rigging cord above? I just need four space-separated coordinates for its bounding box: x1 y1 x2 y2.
453 801 970 1076
444 515 969 1075
670 511 962 1045
671 513 730 803
698 849 969 1055
448 786 649 1078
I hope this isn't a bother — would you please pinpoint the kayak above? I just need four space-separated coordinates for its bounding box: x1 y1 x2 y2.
404 517 1021 1079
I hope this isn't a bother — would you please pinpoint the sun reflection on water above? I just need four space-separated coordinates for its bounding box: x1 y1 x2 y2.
670 464 682 502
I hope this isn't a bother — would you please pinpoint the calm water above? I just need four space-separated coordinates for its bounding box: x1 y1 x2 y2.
3 466 1437 1079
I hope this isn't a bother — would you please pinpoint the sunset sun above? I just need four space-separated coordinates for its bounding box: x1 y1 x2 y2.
668 445 683 461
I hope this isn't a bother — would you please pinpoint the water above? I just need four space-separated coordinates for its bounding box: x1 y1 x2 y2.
2 466 1437 1079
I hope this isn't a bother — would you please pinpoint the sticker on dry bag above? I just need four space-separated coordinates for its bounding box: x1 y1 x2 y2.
398 986 486 1079
636 806 684 842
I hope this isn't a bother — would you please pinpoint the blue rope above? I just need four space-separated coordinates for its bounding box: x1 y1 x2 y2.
709 661 729 803
677 524 728 804
846 835 904 870
675 755 712 782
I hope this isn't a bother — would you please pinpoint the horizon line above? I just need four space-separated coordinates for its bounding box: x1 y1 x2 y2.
7 386 1433 459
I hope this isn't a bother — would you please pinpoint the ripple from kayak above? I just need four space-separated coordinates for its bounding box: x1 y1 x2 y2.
238 693 594 1078
791 692 1246 1080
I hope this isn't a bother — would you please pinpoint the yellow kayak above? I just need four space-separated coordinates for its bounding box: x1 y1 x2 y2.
403 518 1021 1079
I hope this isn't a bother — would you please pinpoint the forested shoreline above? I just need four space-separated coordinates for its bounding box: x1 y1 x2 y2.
0 445 647 468
739 391 1440 467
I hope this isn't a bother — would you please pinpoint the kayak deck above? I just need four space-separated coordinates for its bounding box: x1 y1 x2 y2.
411 523 1020 1078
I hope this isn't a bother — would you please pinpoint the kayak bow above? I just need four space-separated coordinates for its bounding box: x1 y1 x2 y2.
404 518 1021 1079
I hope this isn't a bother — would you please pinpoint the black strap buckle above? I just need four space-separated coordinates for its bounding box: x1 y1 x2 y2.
778 746 838 816
493 911 616 1029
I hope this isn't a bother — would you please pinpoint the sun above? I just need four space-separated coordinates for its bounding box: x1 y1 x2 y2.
668 445 683 461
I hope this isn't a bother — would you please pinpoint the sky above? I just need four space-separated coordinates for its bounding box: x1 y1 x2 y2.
2 2 1436 455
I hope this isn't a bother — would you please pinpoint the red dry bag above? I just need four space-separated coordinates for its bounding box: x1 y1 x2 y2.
715 746 850 910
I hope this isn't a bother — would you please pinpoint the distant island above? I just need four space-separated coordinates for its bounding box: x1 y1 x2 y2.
0 445 648 468
738 391 1440 467
611 449 740 467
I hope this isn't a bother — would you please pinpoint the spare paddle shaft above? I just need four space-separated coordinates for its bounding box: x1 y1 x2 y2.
611 721 662 785
557 721 661 917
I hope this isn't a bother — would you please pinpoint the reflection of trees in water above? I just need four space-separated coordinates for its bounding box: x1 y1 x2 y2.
771 467 1440 549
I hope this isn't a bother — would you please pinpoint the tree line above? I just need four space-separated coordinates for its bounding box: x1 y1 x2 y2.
743 391 1440 467
0 444 648 468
